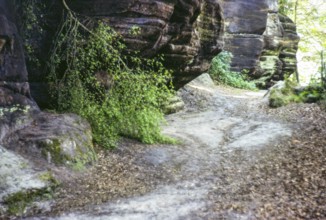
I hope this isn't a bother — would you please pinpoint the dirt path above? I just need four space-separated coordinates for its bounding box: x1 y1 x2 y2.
28 74 325 220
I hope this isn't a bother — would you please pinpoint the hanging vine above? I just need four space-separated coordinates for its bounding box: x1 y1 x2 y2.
47 0 175 148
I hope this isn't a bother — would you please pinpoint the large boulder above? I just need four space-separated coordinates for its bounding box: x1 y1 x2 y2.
0 144 53 216
1 111 96 167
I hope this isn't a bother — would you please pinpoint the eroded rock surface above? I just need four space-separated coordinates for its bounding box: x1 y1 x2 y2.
0 145 51 214
2 112 96 166
0 2 35 108
66 0 224 87
0 2 96 215
16 0 299 93
222 0 299 88
0 0 301 216
64 0 298 88
25 74 294 219
0 1 96 166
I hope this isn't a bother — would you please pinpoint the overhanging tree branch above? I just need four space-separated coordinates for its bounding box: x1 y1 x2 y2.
61 0 130 71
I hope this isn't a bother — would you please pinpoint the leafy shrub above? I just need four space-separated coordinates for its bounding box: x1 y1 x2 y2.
269 80 302 108
297 84 325 103
268 77 326 108
209 51 256 90
269 89 301 108
48 20 174 148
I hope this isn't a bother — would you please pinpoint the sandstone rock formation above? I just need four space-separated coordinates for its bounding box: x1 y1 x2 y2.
0 1 96 169
0 4 96 211
0 0 300 216
0 3 35 108
222 0 300 88
0 144 52 213
67 0 224 87
16 0 298 98
0 0 300 153
64 0 298 88
0 0 300 162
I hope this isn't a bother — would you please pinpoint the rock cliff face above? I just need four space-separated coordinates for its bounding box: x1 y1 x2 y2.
0 0 35 108
0 0 300 143
0 0 300 142
67 0 224 87
222 0 299 88
0 1 299 215
16 0 298 91
63 0 298 88
0 1 96 171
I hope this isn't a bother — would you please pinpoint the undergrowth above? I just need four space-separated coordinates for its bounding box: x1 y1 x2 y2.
48 13 174 148
269 79 326 108
269 80 300 108
209 51 256 90
270 49 326 108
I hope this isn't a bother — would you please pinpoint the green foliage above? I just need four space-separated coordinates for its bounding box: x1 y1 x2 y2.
4 187 56 216
4 191 35 215
320 51 326 89
269 80 301 108
38 172 60 186
129 25 141 36
296 50 326 105
13 0 46 74
269 79 326 108
279 0 326 84
279 0 294 15
209 51 256 90
48 19 174 148
297 84 325 104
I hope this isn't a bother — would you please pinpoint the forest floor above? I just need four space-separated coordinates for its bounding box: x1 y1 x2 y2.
26 75 325 220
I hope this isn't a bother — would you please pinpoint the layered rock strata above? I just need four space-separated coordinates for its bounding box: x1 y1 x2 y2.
0 0 300 150
55 0 224 87
222 0 299 88
67 0 298 88
22 0 299 92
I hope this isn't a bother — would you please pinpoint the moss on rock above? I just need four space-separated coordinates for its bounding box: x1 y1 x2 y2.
40 136 96 169
268 80 302 108
4 188 52 216
3 171 59 216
